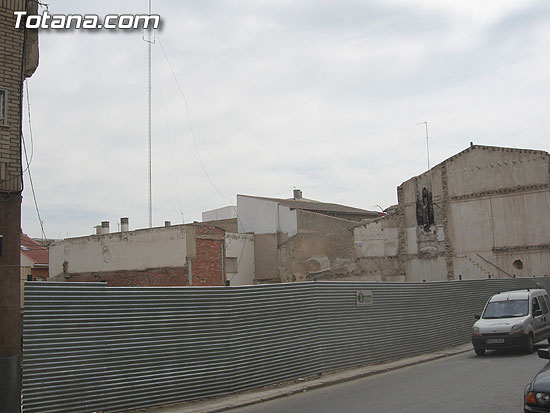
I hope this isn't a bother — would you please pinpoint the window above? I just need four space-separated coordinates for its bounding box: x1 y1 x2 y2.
226 257 238 273
482 299 528 318
513 259 523 270
540 296 549 314
0 88 7 126
533 297 541 314
416 186 435 231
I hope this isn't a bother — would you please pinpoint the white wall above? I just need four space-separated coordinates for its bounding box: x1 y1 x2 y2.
21 253 33 267
491 191 550 248
449 198 494 253
202 205 237 222
237 195 298 236
49 226 188 278
450 191 550 250
237 196 279 234
406 257 448 282
354 221 398 257
450 189 550 278
495 251 550 278
447 148 549 198
278 204 298 237
225 232 255 285
398 147 550 282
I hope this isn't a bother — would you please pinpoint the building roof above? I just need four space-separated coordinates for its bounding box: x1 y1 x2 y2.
417 144 549 177
21 233 49 266
239 195 382 217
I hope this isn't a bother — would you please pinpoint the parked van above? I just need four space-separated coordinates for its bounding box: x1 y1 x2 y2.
472 289 550 356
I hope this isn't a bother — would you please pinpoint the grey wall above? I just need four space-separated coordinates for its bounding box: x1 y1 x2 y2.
225 232 255 285
397 146 550 282
49 225 189 278
253 233 278 281
22 277 550 412
279 210 356 282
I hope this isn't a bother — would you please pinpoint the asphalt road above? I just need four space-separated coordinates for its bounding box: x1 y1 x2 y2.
230 347 548 413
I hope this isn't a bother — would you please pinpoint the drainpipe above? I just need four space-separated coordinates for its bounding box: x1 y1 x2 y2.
221 239 225 286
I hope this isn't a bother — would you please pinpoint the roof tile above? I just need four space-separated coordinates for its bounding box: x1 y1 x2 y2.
21 233 49 265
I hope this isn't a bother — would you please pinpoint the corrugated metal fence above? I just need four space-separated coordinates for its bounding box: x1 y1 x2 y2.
22 277 550 412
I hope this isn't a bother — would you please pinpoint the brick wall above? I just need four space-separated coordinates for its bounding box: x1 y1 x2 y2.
30 266 47 279
0 4 24 192
65 267 189 287
0 1 26 361
58 224 227 287
192 225 225 286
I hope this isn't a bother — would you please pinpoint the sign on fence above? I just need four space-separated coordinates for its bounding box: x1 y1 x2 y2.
356 290 373 306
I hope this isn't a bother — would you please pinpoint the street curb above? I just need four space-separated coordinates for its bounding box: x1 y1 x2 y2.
140 343 472 413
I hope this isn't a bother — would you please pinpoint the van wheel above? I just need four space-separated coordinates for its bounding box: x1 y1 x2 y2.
474 347 485 356
525 334 535 354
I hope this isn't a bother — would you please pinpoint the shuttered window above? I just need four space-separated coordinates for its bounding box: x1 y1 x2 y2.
226 257 238 273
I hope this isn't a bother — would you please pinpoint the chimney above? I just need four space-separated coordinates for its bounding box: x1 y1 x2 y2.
94 225 102 235
101 221 110 235
293 189 302 200
120 217 129 232
165 221 171 227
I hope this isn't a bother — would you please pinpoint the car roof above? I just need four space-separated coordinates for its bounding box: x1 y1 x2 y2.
490 289 546 302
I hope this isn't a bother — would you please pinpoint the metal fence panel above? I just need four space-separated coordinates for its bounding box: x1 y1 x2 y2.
315 278 550 371
22 277 550 412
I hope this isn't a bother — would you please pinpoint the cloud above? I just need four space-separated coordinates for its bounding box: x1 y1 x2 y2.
20 0 550 238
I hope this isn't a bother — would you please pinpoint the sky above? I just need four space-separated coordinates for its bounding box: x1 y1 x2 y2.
20 0 550 239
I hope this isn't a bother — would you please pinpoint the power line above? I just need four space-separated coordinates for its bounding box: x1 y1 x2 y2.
22 81 46 240
156 37 253 280
156 35 233 206
24 81 34 171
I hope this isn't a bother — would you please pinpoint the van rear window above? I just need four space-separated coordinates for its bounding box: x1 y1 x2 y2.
482 299 528 319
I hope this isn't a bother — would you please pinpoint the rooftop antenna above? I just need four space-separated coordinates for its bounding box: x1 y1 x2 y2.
417 121 430 170
143 0 155 228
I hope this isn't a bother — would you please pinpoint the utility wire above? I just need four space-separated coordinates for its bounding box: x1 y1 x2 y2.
0 82 35 195
22 80 47 241
22 135 46 240
24 81 34 171
156 35 233 205
156 36 250 278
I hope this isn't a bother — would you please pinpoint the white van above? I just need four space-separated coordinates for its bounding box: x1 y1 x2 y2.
472 289 550 356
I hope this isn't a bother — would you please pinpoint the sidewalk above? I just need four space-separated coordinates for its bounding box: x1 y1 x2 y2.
136 343 473 413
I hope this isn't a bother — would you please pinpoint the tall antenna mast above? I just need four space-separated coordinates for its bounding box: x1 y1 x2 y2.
417 121 430 170
145 0 154 228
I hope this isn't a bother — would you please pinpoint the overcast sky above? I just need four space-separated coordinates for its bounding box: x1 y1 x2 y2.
21 0 550 239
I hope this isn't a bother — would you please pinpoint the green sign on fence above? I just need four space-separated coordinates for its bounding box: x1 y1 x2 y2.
356 290 373 307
